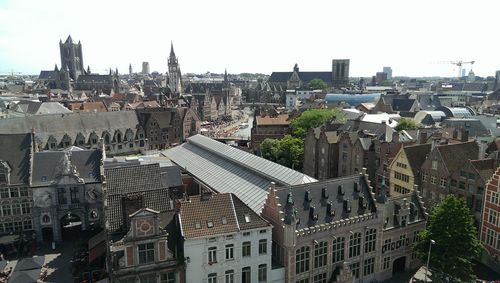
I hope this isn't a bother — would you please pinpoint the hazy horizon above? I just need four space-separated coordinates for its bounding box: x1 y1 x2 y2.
1 0 499 78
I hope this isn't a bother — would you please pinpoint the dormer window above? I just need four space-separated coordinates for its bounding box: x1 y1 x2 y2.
222 217 228 225
207 220 214 228
244 214 251 223
195 222 201 229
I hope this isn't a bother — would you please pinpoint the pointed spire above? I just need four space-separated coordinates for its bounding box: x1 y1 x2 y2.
109 68 112 75
170 41 175 56
54 64 59 72
66 35 73 44
87 65 91 74
284 190 296 225
224 68 228 82
115 67 119 75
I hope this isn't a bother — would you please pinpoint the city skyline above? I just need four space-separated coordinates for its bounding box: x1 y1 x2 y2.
1 0 499 77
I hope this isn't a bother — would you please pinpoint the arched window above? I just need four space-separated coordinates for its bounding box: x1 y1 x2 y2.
314 241 328 268
365 229 377 253
295 246 310 274
349 232 362 258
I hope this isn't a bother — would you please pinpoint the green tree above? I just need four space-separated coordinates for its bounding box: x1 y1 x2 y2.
290 108 345 139
394 118 418 131
414 196 483 282
260 135 304 170
308 78 328 90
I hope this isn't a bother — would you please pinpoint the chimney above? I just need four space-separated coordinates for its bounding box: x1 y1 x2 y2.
452 128 458 139
419 131 427 144
321 187 329 199
338 185 344 196
343 199 351 213
309 206 318 221
392 131 400 143
358 196 367 210
304 190 312 202
201 190 213 201
353 182 359 193
461 129 469 142
479 140 488 160
326 202 335 217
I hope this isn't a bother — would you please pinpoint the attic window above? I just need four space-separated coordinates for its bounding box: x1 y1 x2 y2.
244 214 251 223
195 222 201 229
222 217 228 225
207 221 214 228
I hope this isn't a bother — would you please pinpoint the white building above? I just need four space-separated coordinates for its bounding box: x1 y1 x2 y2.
286 90 298 111
178 192 284 283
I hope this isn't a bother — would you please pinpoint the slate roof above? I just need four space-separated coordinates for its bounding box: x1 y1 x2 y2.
268 71 333 84
31 149 102 186
470 159 496 182
0 133 32 185
436 141 479 174
403 144 432 176
179 193 270 239
11 101 71 115
38 71 57 80
337 120 393 140
381 193 426 229
440 118 491 138
275 175 376 229
0 111 141 147
162 134 316 212
392 98 416 112
76 74 113 84
104 163 172 233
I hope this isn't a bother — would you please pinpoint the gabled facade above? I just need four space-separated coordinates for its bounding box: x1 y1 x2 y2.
388 144 431 197
109 208 182 283
177 193 283 283
479 166 500 273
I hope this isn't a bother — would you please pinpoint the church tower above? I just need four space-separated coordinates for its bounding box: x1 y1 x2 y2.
59 35 84 81
168 42 182 95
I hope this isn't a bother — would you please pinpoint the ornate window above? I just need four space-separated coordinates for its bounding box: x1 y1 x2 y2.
314 241 328 268
349 232 362 258
295 246 310 274
364 257 375 275
332 237 345 263
138 243 155 264
364 229 377 253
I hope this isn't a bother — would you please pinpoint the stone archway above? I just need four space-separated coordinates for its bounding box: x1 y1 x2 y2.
60 212 82 241
392 256 406 275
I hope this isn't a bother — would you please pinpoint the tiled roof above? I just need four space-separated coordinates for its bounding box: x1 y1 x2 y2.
0 134 32 185
403 144 432 176
470 159 496 182
162 135 316 212
256 114 290 126
104 163 172 233
437 141 479 174
179 193 269 239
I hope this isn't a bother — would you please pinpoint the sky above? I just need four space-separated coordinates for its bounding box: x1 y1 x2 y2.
0 0 499 77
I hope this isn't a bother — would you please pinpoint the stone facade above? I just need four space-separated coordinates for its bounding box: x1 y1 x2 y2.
32 148 104 242
108 208 183 283
479 166 500 272
261 170 426 283
251 111 290 153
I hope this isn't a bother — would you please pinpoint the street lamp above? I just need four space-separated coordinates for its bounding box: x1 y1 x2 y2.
424 239 435 283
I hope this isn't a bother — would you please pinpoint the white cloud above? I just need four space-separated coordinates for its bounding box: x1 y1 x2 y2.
0 0 498 77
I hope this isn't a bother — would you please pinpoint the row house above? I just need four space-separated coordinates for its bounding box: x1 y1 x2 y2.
251 112 290 153
261 170 426 282
388 143 431 197
479 166 500 273
105 162 185 283
136 107 200 151
419 140 479 207
0 134 34 236
177 192 284 283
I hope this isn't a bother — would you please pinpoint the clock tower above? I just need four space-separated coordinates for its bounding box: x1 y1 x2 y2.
168 42 182 95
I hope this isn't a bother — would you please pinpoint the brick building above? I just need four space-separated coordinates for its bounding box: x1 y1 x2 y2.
479 165 500 273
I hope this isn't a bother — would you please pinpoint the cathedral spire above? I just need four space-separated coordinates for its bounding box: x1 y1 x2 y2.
170 41 175 57
87 65 91 74
224 68 228 82
54 64 59 72
65 34 73 44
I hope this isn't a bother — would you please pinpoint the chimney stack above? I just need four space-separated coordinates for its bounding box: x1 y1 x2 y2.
419 131 427 144
461 129 469 142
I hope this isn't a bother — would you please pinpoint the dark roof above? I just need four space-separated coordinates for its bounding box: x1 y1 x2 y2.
275 175 376 229
440 119 491 138
76 74 113 84
38 70 57 80
0 134 32 185
437 141 479 173
104 163 171 233
179 193 270 239
392 98 416 111
160 165 182 188
403 143 432 176
416 94 441 110
31 149 102 186
337 120 393 140
381 193 426 229
268 71 333 84
470 159 496 182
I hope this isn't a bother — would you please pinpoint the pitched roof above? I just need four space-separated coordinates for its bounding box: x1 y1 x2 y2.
268 71 333 84
403 143 432 176
274 175 376 230
436 141 479 173
179 193 269 239
256 114 290 126
104 163 171 233
470 159 496 182
0 133 32 185
31 149 102 186
392 98 416 111
162 134 316 212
